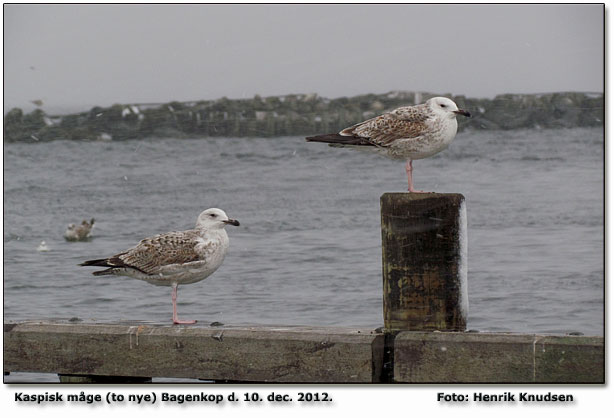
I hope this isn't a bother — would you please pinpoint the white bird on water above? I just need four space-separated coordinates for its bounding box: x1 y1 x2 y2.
64 218 95 241
80 208 240 324
306 97 471 193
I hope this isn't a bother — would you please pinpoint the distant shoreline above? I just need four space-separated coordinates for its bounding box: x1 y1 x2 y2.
3 91 604 143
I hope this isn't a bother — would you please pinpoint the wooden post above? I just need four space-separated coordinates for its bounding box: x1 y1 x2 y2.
381 193 468 331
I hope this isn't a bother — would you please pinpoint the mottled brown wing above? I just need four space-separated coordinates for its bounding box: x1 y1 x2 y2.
344 105 431 147
116 230 201 274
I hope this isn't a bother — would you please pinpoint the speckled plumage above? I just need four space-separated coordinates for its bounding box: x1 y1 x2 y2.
81 209 238 286
306 97 471 192
342 103 430 145
101 228 228 286
80 208 240 324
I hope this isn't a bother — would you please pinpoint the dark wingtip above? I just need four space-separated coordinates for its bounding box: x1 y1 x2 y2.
306 133 338 142
92 269 114 276
79 258 109 267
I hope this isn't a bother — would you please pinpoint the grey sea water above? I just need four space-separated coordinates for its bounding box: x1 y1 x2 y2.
3 128 604 381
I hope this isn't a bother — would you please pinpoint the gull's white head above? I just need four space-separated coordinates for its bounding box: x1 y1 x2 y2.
196 208 240 229
427 97 471 119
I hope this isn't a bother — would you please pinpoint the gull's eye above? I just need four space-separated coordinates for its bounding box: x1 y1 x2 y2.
440 104 446 108
209 214 216 217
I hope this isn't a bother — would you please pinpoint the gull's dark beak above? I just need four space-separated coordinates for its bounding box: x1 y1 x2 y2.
223 218 240 226
454 109 471 117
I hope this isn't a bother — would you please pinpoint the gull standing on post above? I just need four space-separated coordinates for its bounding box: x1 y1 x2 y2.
306 97 471 192
80 208 240 324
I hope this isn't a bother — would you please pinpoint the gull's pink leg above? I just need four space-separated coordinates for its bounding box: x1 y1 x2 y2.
171 283 196 325
405 160 428 193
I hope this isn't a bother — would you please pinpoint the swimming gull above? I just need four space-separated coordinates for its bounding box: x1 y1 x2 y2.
80 208 240 324
306 96 471 192
64 218 95 241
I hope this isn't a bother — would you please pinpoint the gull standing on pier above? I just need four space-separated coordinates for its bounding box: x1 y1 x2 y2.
80 208 240 324
306 97 471 192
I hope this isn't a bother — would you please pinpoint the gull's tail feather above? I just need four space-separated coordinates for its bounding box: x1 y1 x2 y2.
92 268 116 276
80 258 111 267
81 252 145 276
80 258 117 276
306 133 373 146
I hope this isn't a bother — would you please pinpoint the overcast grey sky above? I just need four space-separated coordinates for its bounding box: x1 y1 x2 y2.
3 4 604 114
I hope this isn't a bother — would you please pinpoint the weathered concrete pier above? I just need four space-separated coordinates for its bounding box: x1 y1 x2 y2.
3 194 604 383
